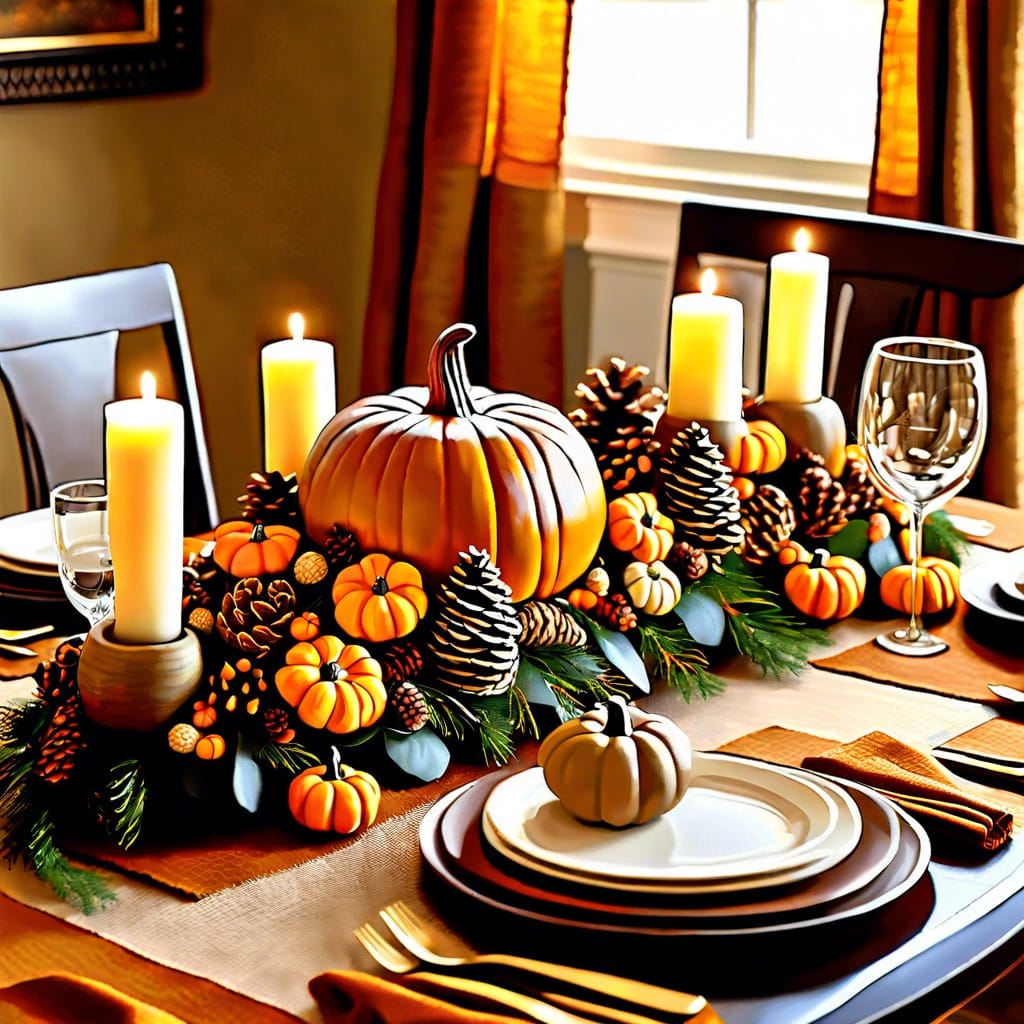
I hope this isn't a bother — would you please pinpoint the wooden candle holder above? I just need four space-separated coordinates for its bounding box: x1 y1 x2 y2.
77 619 203 732
755 395 849 477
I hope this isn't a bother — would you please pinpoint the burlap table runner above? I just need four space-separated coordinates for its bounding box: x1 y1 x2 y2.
812 601 1024 703
941 717 1024 761
0 892 299 1023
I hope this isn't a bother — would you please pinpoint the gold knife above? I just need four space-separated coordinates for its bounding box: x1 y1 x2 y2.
0 641 38 657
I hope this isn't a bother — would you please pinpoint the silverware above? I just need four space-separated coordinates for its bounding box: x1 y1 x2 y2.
0 641 39 657
379 900 707 1018
353 923 667 1024
0 625 53 641
988 683 1024 703
934 749 1024 778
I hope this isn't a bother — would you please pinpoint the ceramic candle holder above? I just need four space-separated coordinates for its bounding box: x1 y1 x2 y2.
653 411 749 465
755 395 848 477
77 618 203 732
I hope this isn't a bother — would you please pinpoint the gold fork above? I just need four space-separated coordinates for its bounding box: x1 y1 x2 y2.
0 625 53 642
355 922 622 1024
379 900 708 1018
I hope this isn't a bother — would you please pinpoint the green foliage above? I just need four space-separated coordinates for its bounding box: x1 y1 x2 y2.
636 619 725 702
28 809 115 915
924 509 970 565
256 741 320 775
520 645 622 718
693 554 831 679
102 759 146 850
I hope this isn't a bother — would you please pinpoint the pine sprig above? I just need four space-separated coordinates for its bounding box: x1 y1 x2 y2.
636 620 725 701
419 685 479 744
25 808 114 915
256 741 320 775
101 759 146 850
466 696 518 765
924 509 971 565
521 645 622 716
693 554 831 678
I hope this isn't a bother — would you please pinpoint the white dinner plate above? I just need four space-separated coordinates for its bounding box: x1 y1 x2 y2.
482 754 861 892
960 555 1024 623
0 508 58 570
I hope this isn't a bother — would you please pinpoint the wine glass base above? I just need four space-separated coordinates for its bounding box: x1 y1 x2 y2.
875 629 948 657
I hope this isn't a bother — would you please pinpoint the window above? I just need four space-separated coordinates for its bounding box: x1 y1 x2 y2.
563 0 885 207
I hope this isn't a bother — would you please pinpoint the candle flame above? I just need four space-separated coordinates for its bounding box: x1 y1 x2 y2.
699 268 718 295
140 371 157 400
288 312 305 341
794 228 811 253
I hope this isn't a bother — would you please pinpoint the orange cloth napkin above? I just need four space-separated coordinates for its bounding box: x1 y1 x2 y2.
309 971 725 1024
0 973 186 1024
803 730 1013 852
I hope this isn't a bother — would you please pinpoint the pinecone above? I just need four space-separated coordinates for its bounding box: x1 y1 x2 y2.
216 577 296 656
428 546 523 696
210 657 268 717
658 423 744 564
238 470 300 524
569 358 666 496
187 605 216 635
34 697 85 784
321 524 362 569
737 483 797 566
796 464 849 538
666 541 709 582
378 642 425 688
33 638 84 706
263 707 295 743
389 680 429 732
840 450 882 519
589 593 638 632
517 600 588 648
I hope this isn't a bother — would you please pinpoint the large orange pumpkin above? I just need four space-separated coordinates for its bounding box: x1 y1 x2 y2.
298 324 606 602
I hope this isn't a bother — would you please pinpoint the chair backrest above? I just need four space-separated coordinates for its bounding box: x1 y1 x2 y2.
0 263 219 535
671 195 1024 499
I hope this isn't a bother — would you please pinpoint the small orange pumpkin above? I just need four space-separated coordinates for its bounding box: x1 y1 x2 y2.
213 520 301 578
332 553 428 642
288 748 381 834
275 634 385 734
195 733 226 760
784 548 866 620
879 557 960 615
727 420 787 475
290 611 322 642
607 492 674 562
191 698 218 729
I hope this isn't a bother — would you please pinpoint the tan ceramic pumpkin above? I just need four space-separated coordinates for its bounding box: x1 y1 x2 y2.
298 324 606 603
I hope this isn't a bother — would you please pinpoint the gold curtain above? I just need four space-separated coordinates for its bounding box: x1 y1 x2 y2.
870 0 1024 506
360 0 570 407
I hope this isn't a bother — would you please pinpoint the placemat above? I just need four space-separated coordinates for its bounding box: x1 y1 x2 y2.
65 757 502 900
941 717 1024 761
811 601 1024 704
947 496 1024 552
0 891 300 1023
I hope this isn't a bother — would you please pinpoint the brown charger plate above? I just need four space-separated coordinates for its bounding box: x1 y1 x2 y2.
422 765 931 937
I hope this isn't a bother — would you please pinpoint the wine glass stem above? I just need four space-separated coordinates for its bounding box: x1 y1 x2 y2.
905 503 927 642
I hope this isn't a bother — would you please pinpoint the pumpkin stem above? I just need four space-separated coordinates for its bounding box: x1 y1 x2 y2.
602 695 633 738
810 548 830 569
320 662 344 683
371 576 389 596
425 323 478 418
329 745 343 781
250 522 267 543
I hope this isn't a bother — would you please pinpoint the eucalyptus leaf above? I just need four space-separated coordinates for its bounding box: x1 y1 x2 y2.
232 733 263 815
515 660 572 723
384 725 451 783
867 535 903 578
585 620 650 694
828 518 870 559
674 590 726 647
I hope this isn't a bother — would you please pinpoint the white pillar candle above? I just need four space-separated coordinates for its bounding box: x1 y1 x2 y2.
667 269 744 423
105 372 185 645
261 313 337 480
762 229 830 404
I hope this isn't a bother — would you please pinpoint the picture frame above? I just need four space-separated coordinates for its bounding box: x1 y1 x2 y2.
0 0 204 105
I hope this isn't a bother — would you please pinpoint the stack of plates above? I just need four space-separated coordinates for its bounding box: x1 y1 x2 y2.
960 551 1024 627
0 507 64 604
419 752 931 946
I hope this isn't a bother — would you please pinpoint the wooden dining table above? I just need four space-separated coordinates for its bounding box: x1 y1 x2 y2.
2 496 1024 1024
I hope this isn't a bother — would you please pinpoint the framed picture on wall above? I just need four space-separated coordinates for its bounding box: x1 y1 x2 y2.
0 0 204 105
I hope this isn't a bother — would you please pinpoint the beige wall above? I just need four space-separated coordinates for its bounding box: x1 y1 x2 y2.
0 1 395 518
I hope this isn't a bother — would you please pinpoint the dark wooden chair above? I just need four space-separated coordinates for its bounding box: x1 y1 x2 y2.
671 196 1024 503
0 263 219 534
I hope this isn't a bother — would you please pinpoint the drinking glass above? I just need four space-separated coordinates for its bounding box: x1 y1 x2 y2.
50 479 114 628
857 338 987 656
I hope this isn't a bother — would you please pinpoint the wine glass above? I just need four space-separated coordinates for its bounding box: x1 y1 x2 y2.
857 337 988 656
50 479 114 630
